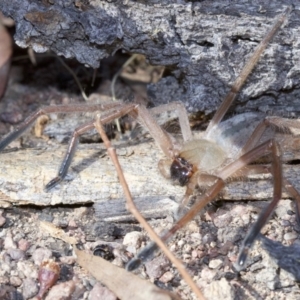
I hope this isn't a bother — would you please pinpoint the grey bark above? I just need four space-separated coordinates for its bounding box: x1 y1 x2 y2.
0 0 299 114
0 134 300 214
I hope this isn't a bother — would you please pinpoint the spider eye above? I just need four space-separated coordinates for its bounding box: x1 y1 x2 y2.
170 157 193 186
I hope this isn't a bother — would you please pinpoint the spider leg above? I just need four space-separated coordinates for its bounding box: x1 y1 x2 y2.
283 178 300 228
233 169 300 231
45 121 95 190
177 173 219 216
241 116 300 154
238 116 300 227
205 6 291 134
45 103 137 190
0 102 123 151
128 176 225 271
223 164 300 265
149 102 192 142
132 105 177 157
94 116 205 300
229 141 282 266
129 139 282 269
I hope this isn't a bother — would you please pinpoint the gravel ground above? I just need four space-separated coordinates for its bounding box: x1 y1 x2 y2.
1 200 300 299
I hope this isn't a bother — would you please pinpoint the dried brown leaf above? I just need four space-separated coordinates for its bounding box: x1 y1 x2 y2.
74 247 173 300
39 220 78 245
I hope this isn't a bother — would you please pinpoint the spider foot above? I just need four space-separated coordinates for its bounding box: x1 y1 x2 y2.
126 258 142 272
126 241 158 271
45 176 62 191
237 247 250 268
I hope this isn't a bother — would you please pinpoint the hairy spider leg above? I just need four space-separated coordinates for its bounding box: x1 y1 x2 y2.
239 116 300 234
0 102 139 190
205 6 291 134
127 139 282 270
48 101 193 190
0 102 123 151
127 7 293 269
45 103 137 190
94 116 205 300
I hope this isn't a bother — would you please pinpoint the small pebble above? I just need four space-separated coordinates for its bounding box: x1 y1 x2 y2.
4 235 17 249
59 256 76 265
281 220 291 227
219 241 234 255
145 255 170 279
0 276 9 285
202 233 215 244
71 280 86 299
203 278 234 299
10 276 22 287
73 207 88 218
45 280 75 300
88 283 117 300
159 271 174 283
230 205 248 217
169 244 176 252
287 209 295 216
228 254 237 263
53 218 68 228
7 248 25 260
17 261 38 279
284 232 298 241
209 259 223 269
192 250 198 258
191 232 202 240
208 248 219 258
38 213 54 223
183 244 192 253
0 111 23 124
200 267 217 282
187 221 199 232
275 200 293 219
22 278 39 299
177 240 185 247
32 248 53 265
210 241 216 248
123 231 143 251
212 210 232 228
18 239 30 251
197 250 206 259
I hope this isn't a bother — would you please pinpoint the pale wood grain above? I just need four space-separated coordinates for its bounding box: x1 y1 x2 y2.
1 133 300 219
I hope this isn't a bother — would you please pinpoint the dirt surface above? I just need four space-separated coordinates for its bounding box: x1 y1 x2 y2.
1 200 300 300
0 48 300 300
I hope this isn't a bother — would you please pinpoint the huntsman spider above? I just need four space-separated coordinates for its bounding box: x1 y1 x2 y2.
0 6 298 299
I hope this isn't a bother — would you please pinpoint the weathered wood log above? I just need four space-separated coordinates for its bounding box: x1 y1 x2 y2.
1 134 300 218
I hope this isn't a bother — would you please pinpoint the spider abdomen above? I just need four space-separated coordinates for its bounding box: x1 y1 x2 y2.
180 139 226 172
